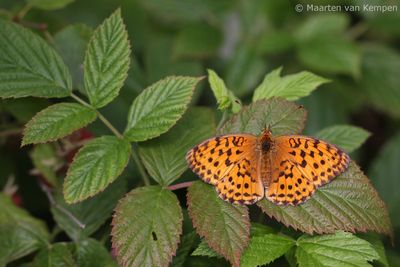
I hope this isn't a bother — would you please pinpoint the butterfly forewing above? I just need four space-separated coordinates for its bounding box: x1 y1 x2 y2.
266 136 350 205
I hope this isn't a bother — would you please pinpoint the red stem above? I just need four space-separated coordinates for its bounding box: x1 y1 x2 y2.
168 181 194 191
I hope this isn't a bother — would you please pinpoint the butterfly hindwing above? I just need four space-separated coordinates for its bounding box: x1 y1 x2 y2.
266 136 350 206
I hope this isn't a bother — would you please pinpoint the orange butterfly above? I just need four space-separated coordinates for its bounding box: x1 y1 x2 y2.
186 128 350 206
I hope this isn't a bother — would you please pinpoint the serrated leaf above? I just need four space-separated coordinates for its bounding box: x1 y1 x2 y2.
297 36 361 77
358 233 389 267
22 103 97 146
76 239 118 267
219 98 307 136
0 19 72 98
253 67 329 102
124 76 202 142
296 231 379 267
315 125 371 153
52 178 126 240
63 136 131 203
207 69 241 113
111 186 183 267
369 132 400 228
27 0 75 10
0 194 50 266
138 108 215 185
30 143 61 187
84 9 131 108
187 181 250 267
191 239 222 258
258 162 393 237
33 243 75 267
360 44 400 118
54 24 93 93
241 234 295 267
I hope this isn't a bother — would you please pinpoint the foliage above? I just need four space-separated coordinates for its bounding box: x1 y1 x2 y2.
0 1 399 267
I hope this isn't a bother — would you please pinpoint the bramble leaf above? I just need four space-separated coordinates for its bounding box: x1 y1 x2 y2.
138 108 215 185
219 98 307 136
208 69 241 113
258 162 393 237
63 136 131 203
84 9 131 108
316 125 371 153
241 234 295 267
30 144 61 187
112 186 182 267
75 239 119 267
191 240 222 258
0 194 49 266
22 103 97 146
33 243 75 266
253 67 329 102
187 181 250 267
124 76 202 142
0 19 72 98
296 231 379 267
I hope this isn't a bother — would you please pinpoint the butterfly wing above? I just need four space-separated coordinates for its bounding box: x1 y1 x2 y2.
186 135 264 204
266 136 350 206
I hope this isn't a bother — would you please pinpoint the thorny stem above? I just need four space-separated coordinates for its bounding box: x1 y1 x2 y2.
70 93 151 186
0 128 22 137
40 182 86 229
168 181 194 191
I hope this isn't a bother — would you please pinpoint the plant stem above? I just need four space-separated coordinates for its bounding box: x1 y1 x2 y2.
168 181 194 190
16 3 32 20
0 128 22 137
70 93 151 186
216 110 228 131
131 149 151 186
40 182 86 229
71 93 123 138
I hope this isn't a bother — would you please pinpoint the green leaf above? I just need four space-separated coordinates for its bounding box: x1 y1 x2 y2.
315 125 371 153
187 181 250 267
219 98 307 136
124 76 202 142
207 69 241 113
84 9 131 108
0 19 72 98
191 240 222 258
297 36 361 77
173 23 222 59
369 132 400 228
138 108 215 185
30 143 61 187
22 103 97 146
295 13 350 42
75 239 118 267
111 186 183 267
63 136 131 203
296 231 379 267
241 234 295 267
27 0 75 10
252 67 329 102
358 233 389 267
257 162 393 237
0 194 49 266
54 24 93 93
360 44 400 118
33 243 75 267
52 178 126 240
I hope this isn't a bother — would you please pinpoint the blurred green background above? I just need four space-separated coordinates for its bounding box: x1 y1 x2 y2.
1 0 399 265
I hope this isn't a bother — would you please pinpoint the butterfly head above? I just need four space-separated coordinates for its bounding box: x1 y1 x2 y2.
260 126 273 152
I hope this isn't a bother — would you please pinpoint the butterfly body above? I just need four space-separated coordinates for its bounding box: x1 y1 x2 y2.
186 129 350 206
